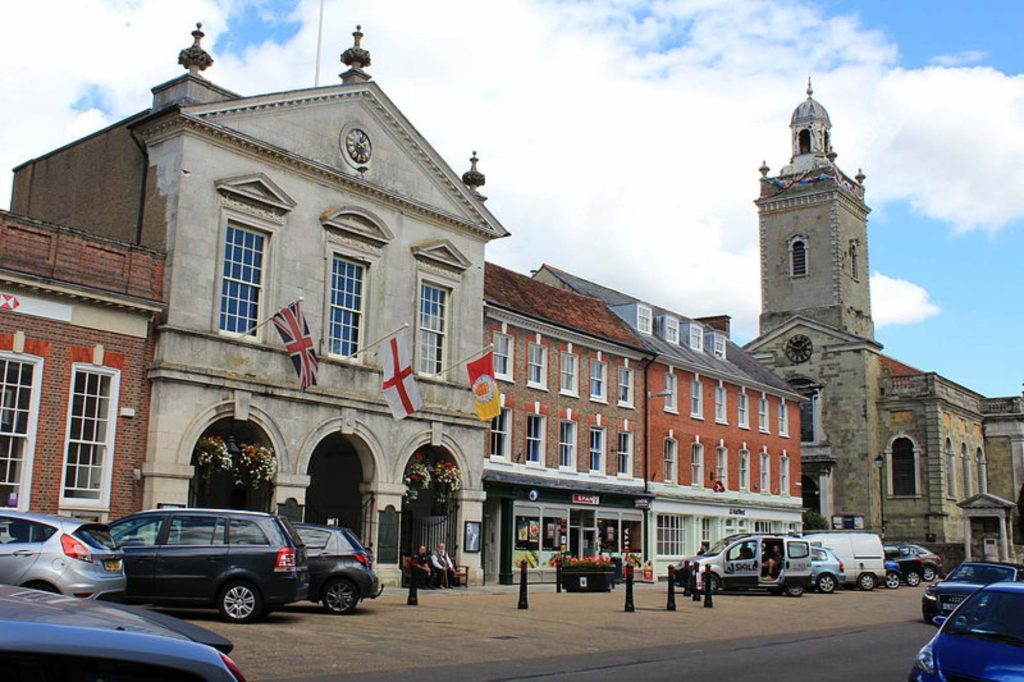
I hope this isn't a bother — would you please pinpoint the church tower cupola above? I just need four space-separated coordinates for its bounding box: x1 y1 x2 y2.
787 78 833 174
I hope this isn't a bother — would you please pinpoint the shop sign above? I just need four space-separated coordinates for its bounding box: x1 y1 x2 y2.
728 508 747 516
571 494 600 505
527 489 539 501
633 498 651 509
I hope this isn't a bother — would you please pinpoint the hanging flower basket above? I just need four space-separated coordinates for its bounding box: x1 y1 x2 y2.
433 460 463 501
404 453 432 498
234 443 277 487
192 436 232 474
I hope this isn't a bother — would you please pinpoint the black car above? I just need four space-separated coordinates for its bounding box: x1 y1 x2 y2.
886 543 943 582
884 545 925 586
921 561 1024 622
294 523 382 615
110 508 308 623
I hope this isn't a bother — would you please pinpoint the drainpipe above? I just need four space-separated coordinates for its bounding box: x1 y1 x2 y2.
128 127 149 245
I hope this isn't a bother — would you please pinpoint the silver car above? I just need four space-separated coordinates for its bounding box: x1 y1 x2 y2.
0 512 125 600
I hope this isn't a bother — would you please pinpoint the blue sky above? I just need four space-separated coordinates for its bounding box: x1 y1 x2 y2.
2 0 1021 397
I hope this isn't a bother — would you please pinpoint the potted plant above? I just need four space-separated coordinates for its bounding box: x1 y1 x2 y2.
559 555 615 592
192 436 232 474
403 453 432 500
234 442 277 487
432 460 463 502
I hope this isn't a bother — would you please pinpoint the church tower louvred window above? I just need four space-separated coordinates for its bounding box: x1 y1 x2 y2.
791 239 807 278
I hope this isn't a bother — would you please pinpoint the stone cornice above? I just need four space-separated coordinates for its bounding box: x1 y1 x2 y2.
134 111 501 241
0 270 164 314
756 185 870 219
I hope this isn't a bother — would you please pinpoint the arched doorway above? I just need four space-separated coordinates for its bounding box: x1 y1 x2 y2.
189 418 275 511
400 446 462 559
305 434 373 543
802 475 820 514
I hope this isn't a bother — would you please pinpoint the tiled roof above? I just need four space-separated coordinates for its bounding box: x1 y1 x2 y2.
880 355 922 377
484 263 642 348
537 264 793 394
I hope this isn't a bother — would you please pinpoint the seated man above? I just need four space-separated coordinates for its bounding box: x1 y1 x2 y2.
431 542 457 588
765 544 785 581
412 544 435 589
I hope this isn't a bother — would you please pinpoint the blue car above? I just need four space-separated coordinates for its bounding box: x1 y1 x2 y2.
911 582 1024 681
809 546 845 593
921 561 1024 622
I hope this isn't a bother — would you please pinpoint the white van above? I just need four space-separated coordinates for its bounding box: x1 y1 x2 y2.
803 532 886 590
676 534 813 597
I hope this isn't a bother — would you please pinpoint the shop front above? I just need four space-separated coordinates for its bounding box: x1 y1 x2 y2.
482 470 649 585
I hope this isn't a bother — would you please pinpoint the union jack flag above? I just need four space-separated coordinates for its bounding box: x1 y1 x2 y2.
271 300 319 391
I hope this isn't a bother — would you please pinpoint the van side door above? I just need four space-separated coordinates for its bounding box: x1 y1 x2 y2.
786 541 812 579
723 539 759 588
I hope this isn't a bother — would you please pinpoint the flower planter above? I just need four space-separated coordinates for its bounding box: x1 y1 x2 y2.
560 569 614 592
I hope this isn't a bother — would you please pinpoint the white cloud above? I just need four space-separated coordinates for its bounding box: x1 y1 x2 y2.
1 0 1020 339
870 272 941 327
930 50 987 67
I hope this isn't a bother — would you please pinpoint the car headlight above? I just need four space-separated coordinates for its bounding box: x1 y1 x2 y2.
915 644 935 674
923 590 937 601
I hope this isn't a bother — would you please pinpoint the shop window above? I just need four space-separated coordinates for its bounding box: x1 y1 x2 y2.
541 515 567 552
621 519 642 554
598 518 619 553
656 514 684 557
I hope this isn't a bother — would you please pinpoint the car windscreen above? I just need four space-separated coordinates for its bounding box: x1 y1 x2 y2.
340 529 367 553
74 524 118 550
944 591 1024 645
946 564 1016 584
278 517 305 547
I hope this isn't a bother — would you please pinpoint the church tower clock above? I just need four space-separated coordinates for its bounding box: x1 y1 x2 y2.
756 80 874 341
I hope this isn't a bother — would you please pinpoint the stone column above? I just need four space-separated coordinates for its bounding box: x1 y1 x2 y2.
820 468 834 518
963 514 972 562
457 487 487 585
141 459 193 509
364 482 406 587
998 513 1009 562
273 472 311 509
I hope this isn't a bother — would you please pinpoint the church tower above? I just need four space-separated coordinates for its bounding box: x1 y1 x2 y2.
756 80 874 340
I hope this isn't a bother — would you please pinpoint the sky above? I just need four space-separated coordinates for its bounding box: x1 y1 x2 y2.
1 0 1022 396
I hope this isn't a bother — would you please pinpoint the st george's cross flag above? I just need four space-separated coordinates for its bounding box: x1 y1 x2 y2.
466 351 501 421
271 300 319 391
380 328 423 420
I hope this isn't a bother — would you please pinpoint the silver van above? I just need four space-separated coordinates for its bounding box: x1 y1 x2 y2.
679 533 812 597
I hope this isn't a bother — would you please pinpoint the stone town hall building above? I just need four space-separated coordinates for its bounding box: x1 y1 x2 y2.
9 27 507 585
746 83 1024 564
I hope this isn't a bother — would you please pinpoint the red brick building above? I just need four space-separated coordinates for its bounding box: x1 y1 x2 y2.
0 211 163 520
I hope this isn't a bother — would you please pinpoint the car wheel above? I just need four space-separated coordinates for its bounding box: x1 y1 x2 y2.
218 581 263 624
323 578 359 615
922 565 937 582
858 572 878 591
904 570 922 587
816 573 837 594
884 571 901 589
784 583 805 597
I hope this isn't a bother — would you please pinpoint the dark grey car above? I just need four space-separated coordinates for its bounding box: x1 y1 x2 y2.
295 523 382 615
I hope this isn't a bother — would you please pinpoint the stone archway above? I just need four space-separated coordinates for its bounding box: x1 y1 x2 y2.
189 418 276 511
305 433 375 543
802 475 821 514
400 445 462 559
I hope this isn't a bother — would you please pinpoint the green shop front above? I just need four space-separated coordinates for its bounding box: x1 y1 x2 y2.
482 470 650 585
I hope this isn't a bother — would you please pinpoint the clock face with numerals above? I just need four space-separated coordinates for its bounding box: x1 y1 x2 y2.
784 334 813 363
344 128 372 164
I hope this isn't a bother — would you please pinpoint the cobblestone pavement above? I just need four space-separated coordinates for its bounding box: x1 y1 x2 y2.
162 582 928 680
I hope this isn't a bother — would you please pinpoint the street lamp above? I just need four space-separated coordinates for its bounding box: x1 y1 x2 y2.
874 454 885 537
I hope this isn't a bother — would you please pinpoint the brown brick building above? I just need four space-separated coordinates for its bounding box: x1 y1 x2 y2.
0 211 163 520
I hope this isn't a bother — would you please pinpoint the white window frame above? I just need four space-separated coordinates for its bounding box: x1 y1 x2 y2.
489 408 511 459
560 352 579 396
712 333 727 359
559 420 577 470
738 392 749 429
217 221 268 339
689 323 704 351
701 518 712 544
326 255 367 359
526 414 546 466
760 451 770 494
690 442 704 488
780 454 790 496
527 343 547 390
617 366 634 407
715 446 728 487
589 359 607 402
60 363 120 509
637 305 653 334
758 395 770 434
715 384 727 424
739 449 750 491
617 431 633 477
664 318 679 344
656 514 685 557
493 333 513 382
589 427 606 474
664 372 678 413
417 281 450 376
0 352 43 512
690 378 704 419
663 438 677 483
778 398 789 437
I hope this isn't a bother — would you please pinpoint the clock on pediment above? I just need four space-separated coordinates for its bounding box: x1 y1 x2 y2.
341 126 372 167
784 334 813 363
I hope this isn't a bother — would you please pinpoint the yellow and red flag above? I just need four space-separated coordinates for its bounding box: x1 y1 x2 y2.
467 352 501 421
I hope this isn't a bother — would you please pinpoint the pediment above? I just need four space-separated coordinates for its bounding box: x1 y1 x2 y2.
215 173 296 215
958 493 1016 510
744 315 880 354
412 239 470 272
321 206 393 246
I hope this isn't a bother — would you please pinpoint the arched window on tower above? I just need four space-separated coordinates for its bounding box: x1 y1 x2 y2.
824 130 831 153
798 129 812 155
790 239 808 278
849 241 859 282
891 437 916 496
788 378 820 444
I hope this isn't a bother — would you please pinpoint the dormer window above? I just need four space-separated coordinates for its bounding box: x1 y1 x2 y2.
637 305 652 335
790 238 808 278
685 323 703 351
703 331 727 359
657 315 679 344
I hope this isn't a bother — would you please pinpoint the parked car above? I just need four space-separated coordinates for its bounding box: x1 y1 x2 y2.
884 545 925 586
809 546 845 594
294 523 382 615
0 511 125 600
884 559 903 589
803 531 886 590
911 582 1024 682
676 533 813 597
109 508 308 623
0 584 244 680
921 561 1024 623
894 544 943 582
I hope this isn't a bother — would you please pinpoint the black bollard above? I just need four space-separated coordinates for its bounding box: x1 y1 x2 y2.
681 560 691 597
517 560 529 610
556 556 562 594
624 564 636 612
691 564 701 602
407 569 418 606
703 565 714 608
667 565 677 611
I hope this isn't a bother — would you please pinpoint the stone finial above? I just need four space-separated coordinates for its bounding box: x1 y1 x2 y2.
759 160 770 177
855 168 866 184
462 151 487 201
806 75 813 97
340 25 372 84
178 22 214 75
827 150 837 163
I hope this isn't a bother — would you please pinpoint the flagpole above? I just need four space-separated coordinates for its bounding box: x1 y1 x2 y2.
240 296 304 337
313 0 325 86
349 323 410 359
439 343 494 377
